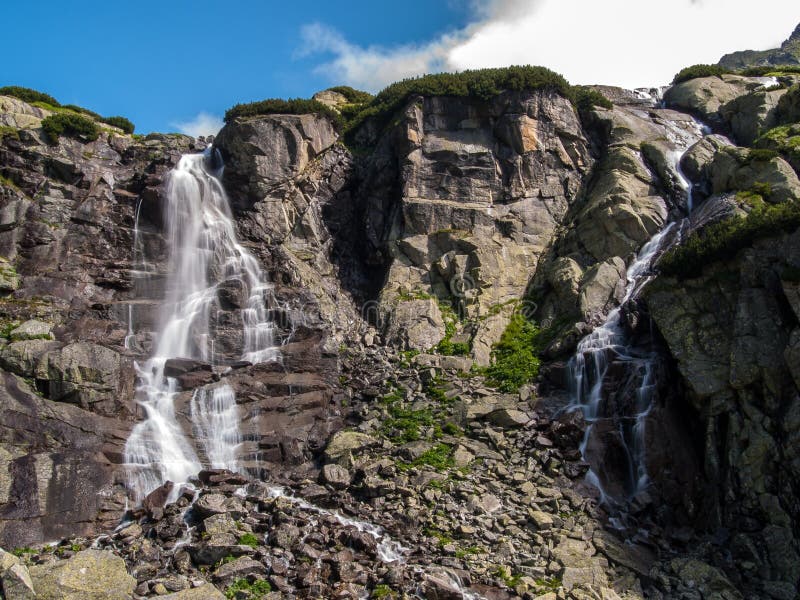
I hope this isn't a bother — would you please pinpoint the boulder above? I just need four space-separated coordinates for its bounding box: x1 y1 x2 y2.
383 298 446 352
2 562 36 600
324 431 378 464
28 549 136 600
158 584 226 600
9 319 53 341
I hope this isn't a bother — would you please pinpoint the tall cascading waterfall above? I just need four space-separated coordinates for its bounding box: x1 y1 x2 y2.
567 114 708 503
124 149 279 501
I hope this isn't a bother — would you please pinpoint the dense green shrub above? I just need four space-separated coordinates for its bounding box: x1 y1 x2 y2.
483 312 541 392
573 86 613 112
100 115 135 134
659 201 800 279
672 64 732 85
62 104 101 119
224 98 343 127
741 66 800 77
41 113 100 143
325 86 374 104
225 66 613 145
0 86 60 107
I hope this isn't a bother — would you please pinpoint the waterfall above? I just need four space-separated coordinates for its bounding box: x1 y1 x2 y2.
124 149 278 501
567 115 707 503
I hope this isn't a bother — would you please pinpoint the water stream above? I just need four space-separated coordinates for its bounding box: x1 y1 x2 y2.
567 113 707 502
124 149 279 501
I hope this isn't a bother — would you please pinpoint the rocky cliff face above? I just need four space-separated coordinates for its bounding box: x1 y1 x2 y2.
0 59 800 599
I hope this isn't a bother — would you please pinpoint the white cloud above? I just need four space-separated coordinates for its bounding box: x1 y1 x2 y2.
173 112 224 138
302 0 800 91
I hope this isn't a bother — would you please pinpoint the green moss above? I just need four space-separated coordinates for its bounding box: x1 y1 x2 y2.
745 148 779 163
534 576 562 591
659 201 800 279
237 532 260 547
225 578 271 599
482 313 542 392
371 584 397 599
11 547 36 557
41 113 100 144
0 86 60 106
672 64 732 85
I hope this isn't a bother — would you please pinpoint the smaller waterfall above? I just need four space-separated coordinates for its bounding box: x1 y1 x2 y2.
568 113 712 502
190 384 240 471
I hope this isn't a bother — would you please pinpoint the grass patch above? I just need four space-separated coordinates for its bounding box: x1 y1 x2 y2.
371 584 397 599
41 113 99 144
397 443 454 472
659 201 800 279
11 547 36 557
483 313 542 392
435 300 470 356
494 566 523 588
225 578 271 599
396 289 433 302
382 403 434 443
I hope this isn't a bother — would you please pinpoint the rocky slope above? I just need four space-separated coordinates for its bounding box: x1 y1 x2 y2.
719 24 800 70
0 38 800 599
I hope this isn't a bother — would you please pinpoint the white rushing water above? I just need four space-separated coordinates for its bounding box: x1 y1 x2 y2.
124 149 279 501
568 116 707 502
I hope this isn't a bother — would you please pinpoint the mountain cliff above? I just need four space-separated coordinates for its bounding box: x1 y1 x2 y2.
0 29 799 600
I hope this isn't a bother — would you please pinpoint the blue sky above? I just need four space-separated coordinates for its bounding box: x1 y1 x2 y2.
3 1 799 135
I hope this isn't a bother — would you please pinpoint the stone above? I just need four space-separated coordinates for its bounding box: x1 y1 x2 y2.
321 463 351 489
158 584 226 600
529 510 555 530
9 319 53 341
670 558 742 598
324 431 378 464
384 298 446 352
488 408 530 428
28 549 136 600
212 556 267 587
2 562 36 599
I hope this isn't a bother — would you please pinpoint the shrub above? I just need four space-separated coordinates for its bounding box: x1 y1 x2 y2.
225 66 612 147
0 86 60 106
672 64 732 85
483 312 541 392
224 98 343 128
100 115 135 134
741 66 800 77
573 86 613 112
659 201 800 279
41 113 100 143
63 104 101 119
326 86 374 104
